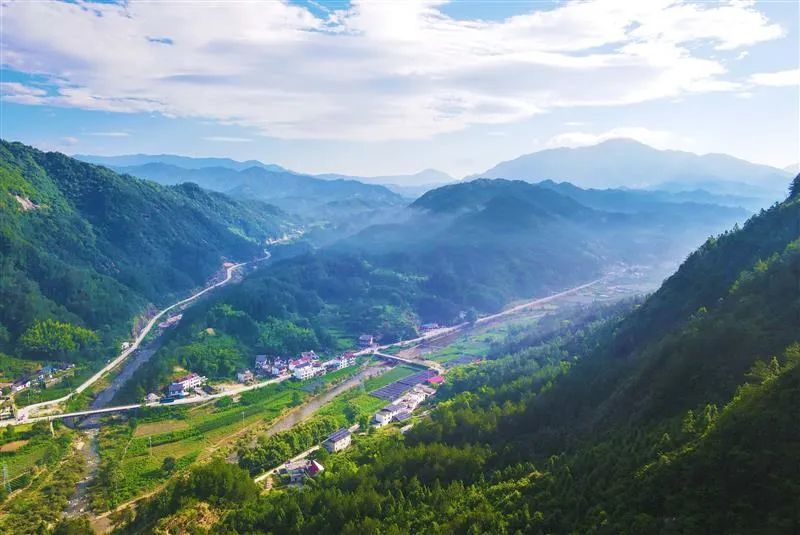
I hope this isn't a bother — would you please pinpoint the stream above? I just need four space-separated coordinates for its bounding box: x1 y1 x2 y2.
64 428 100 517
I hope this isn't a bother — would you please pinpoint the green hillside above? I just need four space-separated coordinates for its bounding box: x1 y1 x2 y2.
0 140 293 364
119 178 799 533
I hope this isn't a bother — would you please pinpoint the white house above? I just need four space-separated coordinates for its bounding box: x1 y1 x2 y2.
293 362 316 380
254 354 269 370
237 369 254 383
323 428 352 453
374 403 403 425
168 372 206 396
340 352 356 368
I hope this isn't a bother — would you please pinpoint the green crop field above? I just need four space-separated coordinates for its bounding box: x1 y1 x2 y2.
91 383 305 509
361 364 418 391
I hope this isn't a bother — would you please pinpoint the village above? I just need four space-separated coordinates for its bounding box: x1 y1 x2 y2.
144 330 448 488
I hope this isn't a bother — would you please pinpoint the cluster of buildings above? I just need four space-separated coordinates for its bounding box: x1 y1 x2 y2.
374 384 435 426
2 362 76 395
275 427 352 486
167 372 207 397
248 351 357 383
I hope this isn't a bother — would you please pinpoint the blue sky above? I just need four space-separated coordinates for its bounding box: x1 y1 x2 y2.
1 0 798 178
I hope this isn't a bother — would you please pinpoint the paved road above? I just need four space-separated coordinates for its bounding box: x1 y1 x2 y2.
357 277 604 364
372 351 444 374
8 277 603 426
4 374 292 426
15 257 269 422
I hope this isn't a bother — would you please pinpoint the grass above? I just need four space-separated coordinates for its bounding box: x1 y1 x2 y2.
93 382 305 508
0 426 73 496
426 317 541 364
132 420 189 437
361 364 419 392
0 442 49 476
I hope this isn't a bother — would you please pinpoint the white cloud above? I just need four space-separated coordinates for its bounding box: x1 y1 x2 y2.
546 127 684 150
0 82 48 105
749 69 800 87
0 0 786 141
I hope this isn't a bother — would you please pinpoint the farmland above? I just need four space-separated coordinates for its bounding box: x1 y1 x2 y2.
90 382 304 509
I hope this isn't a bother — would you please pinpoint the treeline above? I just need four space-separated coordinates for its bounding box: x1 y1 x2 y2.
0 140 291 365
238 415 342 476
115 183 800 533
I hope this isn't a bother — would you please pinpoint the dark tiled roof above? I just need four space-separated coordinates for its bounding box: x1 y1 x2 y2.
326 428 351 442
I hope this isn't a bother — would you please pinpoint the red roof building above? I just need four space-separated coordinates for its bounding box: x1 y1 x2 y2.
426 375 445 385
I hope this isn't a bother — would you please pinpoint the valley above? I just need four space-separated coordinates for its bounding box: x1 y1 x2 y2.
0 140 795 534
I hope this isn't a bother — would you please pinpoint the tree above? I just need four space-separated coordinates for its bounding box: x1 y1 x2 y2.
291 391 303 407
681 409 696 437
18 319 98 361
161 456 177 474
789 174 800 199
51 516 93 535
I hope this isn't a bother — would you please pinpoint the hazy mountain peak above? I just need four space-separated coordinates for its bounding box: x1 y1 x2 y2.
476 139 790 200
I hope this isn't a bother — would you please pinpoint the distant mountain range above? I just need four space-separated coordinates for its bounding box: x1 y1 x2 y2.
104 162 405 223
475 139 791 202
75 153 288 173
316 168 455 195
76 153 454 195
78 140 790 207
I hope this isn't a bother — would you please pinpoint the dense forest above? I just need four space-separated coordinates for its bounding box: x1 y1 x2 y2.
115 176 748 397
115 177 799 533
0 140 293 365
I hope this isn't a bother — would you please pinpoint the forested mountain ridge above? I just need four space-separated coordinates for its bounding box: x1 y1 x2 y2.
0 140 292 364
76 153 287 172
116 176 749 404
110 162 405 220
119 177 800 534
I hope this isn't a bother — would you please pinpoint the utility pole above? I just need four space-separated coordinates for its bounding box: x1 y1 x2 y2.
149 436 152 456
3 463 9 494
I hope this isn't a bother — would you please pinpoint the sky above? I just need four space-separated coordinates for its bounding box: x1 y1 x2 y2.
1 0 798 179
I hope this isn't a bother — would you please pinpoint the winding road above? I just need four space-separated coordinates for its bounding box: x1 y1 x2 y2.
14 256 269 422
6 275 604 426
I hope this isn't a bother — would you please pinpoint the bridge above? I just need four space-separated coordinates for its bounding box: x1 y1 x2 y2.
373 351 444 374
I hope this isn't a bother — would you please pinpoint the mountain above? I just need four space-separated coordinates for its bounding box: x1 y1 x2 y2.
536 179 757 216
112 162 405 221
317 168 455 188
0 140 293 364
784 163 799 174
74 153 287 173
375 168 454 186
78 153 453 194
122 178 799 534
477 138 790 201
